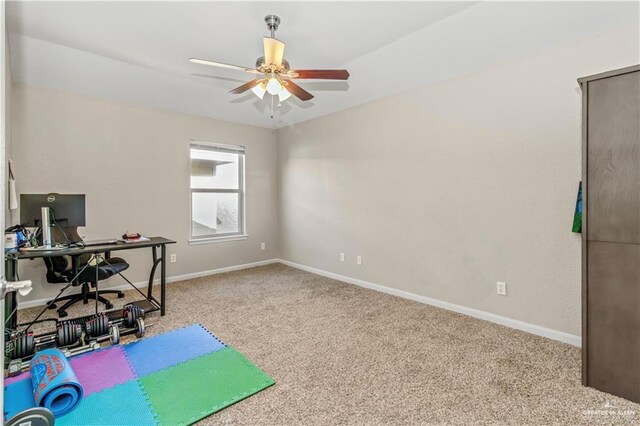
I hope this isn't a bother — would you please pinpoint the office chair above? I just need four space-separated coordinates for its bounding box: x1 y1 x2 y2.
44 227 129 317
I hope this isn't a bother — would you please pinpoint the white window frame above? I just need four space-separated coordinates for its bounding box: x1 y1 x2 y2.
189 141 246 244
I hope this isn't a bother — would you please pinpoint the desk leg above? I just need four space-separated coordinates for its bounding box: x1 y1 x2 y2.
4 258 18 330
148 247 158 300
160 244 166 316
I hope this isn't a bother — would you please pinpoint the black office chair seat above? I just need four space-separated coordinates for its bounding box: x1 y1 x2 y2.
77 257 129 283
48 256 130 317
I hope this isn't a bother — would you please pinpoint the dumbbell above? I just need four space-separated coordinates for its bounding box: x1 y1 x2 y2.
56 322 82 347
8 332 35 359
123 305 144 328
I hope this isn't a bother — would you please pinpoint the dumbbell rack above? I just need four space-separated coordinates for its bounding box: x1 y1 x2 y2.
5 303 146 377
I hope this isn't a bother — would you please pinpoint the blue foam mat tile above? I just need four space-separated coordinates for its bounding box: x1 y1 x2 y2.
3 347 122 421
56 380 157 426
124 324 226 377
4 378 36 421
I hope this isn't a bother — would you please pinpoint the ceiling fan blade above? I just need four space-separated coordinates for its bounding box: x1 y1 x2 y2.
288 70 350 80
284 80 314 101
189 58 261 74
229 79 262 94
263 37 285 68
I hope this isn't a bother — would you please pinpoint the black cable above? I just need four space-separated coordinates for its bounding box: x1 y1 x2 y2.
32 226 42 247
23 261 92 333
50 210 71 245
49 210 86 248
4 306 18 329
23 282 73 333
97 254 149 301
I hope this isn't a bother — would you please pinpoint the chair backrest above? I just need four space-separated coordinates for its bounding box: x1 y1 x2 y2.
42 226 92 283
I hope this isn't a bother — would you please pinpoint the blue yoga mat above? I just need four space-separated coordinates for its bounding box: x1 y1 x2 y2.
30 349 83 417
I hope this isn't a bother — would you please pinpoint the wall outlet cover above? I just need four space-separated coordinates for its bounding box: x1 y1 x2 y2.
497 281 507 296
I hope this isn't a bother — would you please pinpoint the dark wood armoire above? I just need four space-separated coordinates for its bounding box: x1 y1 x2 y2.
579 65 640 403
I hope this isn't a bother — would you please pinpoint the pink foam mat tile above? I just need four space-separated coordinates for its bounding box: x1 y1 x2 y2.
5 346 135 400
4 372 29 387
70 346 136 396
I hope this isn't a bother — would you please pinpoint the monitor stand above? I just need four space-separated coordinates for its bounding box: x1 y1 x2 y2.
41 207 53 249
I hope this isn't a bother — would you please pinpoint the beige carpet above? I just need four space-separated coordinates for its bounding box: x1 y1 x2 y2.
17 263 640 425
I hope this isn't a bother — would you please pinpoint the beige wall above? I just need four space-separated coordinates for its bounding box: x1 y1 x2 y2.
11 84 278 303
4 24 14 225
277 26 640 337
9 24 638 337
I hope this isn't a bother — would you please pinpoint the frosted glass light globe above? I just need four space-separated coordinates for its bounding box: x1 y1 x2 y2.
278 89 291 102
266 78 282 95
251 83 266 99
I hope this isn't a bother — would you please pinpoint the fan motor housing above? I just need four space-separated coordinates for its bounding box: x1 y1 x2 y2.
265 14 280 32
256 56 290 73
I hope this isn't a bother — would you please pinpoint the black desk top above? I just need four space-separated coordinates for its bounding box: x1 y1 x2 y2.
6 237 176 260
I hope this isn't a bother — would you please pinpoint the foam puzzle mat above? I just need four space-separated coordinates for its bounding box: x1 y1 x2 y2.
4 324 275 425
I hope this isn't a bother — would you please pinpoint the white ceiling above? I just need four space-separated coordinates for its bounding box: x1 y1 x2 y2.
7 1 639 129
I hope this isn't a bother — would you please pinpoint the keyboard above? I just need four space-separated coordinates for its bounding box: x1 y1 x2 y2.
83 239 119 246
23 245 66 252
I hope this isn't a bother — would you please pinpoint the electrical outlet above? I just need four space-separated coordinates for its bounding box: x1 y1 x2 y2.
497 281 506 296
170 254 177 263
260 242 266 251
356 256 363 266
340 252 345 262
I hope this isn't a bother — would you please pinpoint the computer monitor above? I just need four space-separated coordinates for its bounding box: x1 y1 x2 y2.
20 194 86 227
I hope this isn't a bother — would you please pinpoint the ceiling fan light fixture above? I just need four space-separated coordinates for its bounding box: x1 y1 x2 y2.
266 77 283 95
251 81 267 99
189 14 349 110
278 88 291 102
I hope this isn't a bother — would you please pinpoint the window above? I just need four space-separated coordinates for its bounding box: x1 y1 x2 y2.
190 142 245 241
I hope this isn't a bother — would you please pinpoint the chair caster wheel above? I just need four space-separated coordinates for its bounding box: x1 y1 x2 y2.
47 303 57 310
58 310 68 318
106 303 114 309
117 292 125 299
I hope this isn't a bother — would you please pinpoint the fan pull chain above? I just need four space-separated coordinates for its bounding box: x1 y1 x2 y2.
271 94 274 119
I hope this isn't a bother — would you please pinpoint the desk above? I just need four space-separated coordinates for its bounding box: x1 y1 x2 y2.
4 237 176 330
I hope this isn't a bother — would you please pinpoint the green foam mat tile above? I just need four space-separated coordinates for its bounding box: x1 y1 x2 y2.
56 380 158 426
140 347 275 425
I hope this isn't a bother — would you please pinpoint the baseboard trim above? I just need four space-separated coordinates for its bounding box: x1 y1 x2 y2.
18 258 279 309
277 259 581 347
18 257 581 347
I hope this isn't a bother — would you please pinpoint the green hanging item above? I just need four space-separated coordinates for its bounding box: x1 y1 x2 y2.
572 182 582 233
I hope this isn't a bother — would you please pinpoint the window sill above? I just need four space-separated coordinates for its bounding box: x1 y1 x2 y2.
188 235 249 246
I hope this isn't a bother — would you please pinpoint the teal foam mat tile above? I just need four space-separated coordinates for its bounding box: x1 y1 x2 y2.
4 377 36 421
56 380 157 426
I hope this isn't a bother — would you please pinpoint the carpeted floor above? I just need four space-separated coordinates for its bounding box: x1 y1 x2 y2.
17 263 640 425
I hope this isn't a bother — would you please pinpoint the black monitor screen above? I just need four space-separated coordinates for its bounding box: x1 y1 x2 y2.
20 194 86 227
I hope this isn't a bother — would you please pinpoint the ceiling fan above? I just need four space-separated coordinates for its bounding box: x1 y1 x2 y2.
189 14 350 103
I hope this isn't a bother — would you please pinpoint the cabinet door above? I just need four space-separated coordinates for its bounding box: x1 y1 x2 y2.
587 241 640 403
587 71 640 244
